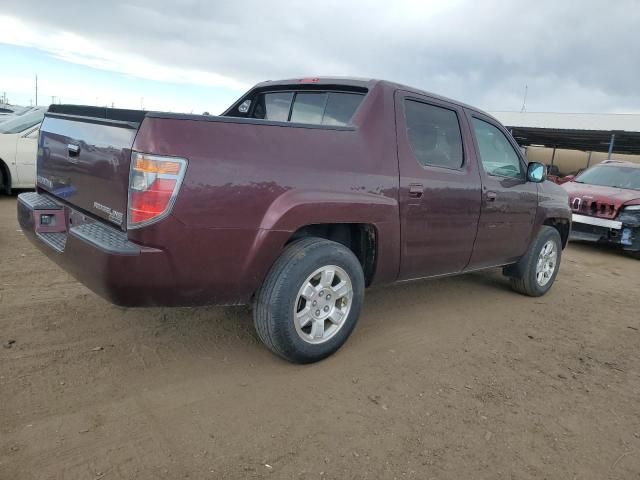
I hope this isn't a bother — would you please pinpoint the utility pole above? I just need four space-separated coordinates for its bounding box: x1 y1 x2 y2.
607 133 615 160
35 74 38 106
520 85 528 113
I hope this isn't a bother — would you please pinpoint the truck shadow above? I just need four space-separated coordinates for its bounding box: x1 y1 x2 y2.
125 268 514 364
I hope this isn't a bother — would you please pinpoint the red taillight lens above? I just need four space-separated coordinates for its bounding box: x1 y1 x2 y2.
127 152 187 228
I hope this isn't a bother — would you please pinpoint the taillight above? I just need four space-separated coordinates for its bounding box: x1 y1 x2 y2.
127 151 187 228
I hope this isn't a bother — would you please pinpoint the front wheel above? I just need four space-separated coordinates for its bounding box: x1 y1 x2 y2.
507 226 562 297
253 237 365 363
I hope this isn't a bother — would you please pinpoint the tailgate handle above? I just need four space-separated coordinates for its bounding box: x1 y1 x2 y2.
67 143 80 157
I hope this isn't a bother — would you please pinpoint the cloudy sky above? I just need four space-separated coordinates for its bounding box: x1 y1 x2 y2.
1 0 639 114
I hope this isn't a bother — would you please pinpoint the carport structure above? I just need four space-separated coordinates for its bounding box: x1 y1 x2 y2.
491 111 640 169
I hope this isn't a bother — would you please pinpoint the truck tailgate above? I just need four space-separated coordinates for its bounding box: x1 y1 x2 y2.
36 106 146 229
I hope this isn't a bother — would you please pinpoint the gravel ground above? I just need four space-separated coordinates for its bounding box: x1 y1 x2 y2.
1 195 639 479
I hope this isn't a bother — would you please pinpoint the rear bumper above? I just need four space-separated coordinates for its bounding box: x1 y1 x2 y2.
570 212 640 252
18 192 173 306
17 192 287 307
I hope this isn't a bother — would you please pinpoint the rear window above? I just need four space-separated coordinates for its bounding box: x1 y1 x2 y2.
254 92 294 122
290 93 326 124
247 91 364 126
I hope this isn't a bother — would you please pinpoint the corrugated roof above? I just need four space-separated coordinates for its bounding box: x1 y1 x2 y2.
490 111 640 132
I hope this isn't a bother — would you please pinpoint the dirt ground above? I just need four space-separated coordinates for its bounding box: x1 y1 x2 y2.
1 195 639 480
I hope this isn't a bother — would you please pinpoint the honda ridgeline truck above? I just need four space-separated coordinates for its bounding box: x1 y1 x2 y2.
17 78 571 363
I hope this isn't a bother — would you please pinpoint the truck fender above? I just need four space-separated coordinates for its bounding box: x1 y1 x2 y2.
240 189 401 292
259 189 398 231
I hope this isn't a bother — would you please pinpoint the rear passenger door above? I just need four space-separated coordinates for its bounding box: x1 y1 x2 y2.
465 112 538 269
396 91 483 280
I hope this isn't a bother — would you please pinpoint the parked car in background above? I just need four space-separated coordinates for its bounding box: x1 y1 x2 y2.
17 78 570 363
0 106 15 117
0 107 45 193
0 104 32 122
562 160 640 258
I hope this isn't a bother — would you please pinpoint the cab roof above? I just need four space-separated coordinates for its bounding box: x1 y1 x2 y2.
253 77 494 120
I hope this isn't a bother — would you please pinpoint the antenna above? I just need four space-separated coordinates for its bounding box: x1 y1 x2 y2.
520 84 528 113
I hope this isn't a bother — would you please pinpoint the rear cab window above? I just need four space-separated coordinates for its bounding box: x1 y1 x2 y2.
229 88 366 127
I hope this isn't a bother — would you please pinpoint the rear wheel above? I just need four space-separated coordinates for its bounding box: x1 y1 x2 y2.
253 237 365 363
508 226 562 297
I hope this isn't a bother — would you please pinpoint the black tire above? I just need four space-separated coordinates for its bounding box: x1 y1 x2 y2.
253 237 365 363
508 226 562 297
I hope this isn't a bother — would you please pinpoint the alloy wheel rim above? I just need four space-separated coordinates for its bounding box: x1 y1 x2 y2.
535 240 557 287
293 265 353 344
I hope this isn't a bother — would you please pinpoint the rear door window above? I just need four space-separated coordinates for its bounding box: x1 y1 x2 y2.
404 100 464 169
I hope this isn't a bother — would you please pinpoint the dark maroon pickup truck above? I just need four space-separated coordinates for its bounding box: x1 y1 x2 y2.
18 78 570 363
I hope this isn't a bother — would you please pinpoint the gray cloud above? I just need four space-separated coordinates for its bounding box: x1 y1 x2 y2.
3 0 640 112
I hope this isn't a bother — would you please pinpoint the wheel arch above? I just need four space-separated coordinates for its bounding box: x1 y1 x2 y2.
259 189 400 285
543 217 570 249
0 158 11 194
240 189 401 302
286 223 378 286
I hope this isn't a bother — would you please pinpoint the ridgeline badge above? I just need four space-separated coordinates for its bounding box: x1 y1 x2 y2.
93 202 124 223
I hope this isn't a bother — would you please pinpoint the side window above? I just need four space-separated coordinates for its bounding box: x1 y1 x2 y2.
471 118 523 178
404 100 464 169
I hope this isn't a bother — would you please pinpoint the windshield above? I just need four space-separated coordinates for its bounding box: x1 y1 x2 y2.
0 109 45 134
574 164 640 191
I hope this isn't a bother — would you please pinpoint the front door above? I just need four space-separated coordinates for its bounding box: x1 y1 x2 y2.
396 91 482 280
465 112 538 269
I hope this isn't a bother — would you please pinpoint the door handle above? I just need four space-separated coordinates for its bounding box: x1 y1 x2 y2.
486 191 497 201
67 144 80 157
409 183 424 198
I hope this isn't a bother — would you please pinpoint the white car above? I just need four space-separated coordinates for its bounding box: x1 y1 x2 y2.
0 108 45 192
0 105 32 122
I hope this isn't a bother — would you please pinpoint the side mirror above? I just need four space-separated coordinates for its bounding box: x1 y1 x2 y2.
527 162 546 183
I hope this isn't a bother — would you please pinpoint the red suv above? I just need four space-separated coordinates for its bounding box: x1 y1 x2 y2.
562 160 640 258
